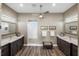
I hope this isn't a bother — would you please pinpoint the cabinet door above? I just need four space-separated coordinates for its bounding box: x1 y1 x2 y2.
62 40 70 56
57 37 70 56
10 40 18 56
1 44 10 56
59 39 64 51
57 37 62 51
57 37 59 47
21 37 24 48
17 37 24 52
71 44 78 56
17 39 21 52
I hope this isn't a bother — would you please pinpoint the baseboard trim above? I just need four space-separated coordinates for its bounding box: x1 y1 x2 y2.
24 44 57 47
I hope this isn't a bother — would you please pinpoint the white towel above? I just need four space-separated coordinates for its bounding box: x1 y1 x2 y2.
50 30 55 36
71 31 77 34
41 30 47 37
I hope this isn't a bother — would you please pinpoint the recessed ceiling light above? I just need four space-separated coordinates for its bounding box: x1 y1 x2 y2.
52 3 56 7
20 3 23 7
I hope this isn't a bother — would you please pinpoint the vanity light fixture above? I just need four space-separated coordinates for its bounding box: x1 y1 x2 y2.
20 3 23 7
52 3 56 7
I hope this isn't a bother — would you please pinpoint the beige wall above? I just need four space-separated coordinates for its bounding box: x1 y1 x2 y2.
64 4 77 18
17 13 64 45
2 4 17 19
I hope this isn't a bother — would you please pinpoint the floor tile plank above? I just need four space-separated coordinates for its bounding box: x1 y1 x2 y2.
16 46 65 56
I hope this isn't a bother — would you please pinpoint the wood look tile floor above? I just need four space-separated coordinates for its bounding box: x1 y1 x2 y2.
16 46 65 56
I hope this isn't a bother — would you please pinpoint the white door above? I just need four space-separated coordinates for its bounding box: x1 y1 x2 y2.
27 21 38 40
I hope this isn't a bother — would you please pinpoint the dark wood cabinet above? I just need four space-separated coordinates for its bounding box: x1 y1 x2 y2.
22 37 24 47
10 36 24 56
57 37 70 56
61 40 70 56
57 36 78 56
71 44 78 56
1 44 10 56
57 37 61 50
1 36 24 56
20 37 24 49
10 40 18 56
17 39 21 52
17 37 24 52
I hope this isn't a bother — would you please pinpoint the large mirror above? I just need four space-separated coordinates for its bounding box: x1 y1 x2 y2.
0 21 17 35
65 21 78 35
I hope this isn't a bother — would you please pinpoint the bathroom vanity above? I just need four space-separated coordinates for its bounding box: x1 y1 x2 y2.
57 35 78 56
1 35 24 56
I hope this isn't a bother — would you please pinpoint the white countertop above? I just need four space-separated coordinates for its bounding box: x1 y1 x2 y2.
71 37 78 46
57 35 78 46
1 35 24 47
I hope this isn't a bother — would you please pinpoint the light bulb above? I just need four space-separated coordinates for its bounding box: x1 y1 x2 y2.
39 14 43 18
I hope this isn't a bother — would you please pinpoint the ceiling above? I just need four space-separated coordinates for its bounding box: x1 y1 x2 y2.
5 3 75 13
